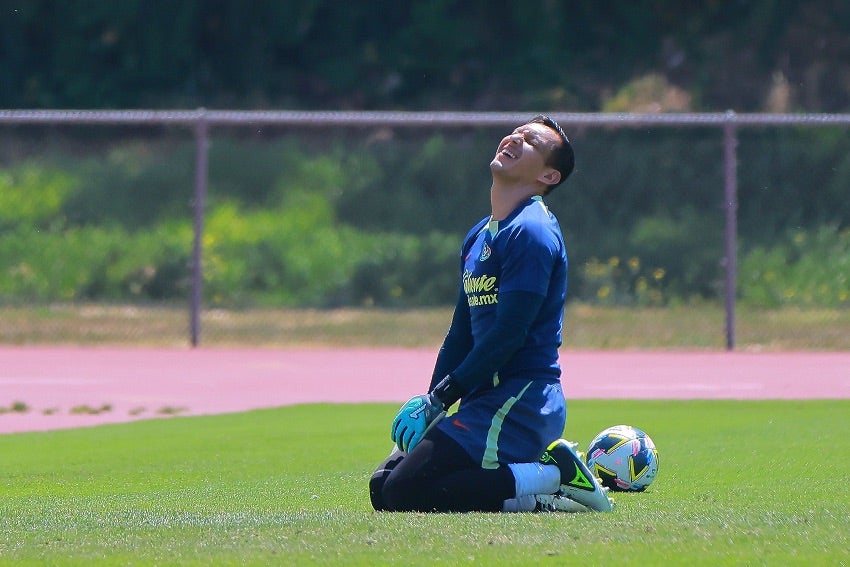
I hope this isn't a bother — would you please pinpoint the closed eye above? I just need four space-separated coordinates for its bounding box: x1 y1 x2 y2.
513 128 543 148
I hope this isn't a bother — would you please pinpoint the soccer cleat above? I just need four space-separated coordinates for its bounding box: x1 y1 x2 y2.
539 439 615 512
534 493 589 513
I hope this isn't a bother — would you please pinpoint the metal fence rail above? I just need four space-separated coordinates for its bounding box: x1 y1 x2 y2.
4 108 850 126
3 109 850 348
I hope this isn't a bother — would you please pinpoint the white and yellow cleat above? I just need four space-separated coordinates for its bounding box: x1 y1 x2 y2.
534 493 590 513
539 439 615 512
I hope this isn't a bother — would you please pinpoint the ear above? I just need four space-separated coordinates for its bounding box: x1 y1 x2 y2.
538 168 561 187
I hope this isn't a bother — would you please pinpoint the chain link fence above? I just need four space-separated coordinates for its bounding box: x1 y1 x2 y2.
2 110 849 349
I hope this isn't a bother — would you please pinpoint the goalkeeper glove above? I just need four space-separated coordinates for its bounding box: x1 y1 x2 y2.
390 375 464 453
391 394 443 453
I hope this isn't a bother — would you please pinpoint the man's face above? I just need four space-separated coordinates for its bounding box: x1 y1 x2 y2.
490 122 560 185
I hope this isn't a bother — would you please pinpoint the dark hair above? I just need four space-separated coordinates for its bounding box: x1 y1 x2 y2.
530 114 575 193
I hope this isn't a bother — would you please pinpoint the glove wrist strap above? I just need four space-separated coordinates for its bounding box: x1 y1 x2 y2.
430 374 464 410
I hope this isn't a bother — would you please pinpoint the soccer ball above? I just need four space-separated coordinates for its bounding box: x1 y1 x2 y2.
585 425 659 492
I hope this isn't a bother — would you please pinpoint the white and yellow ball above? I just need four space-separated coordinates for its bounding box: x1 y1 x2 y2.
586 425 659 491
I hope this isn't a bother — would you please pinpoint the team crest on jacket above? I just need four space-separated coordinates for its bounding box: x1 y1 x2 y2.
479 242 491 261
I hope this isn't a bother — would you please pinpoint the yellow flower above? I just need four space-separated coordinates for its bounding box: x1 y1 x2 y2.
627 257 640 271
608 256 620 268
584 259 607 278
652 268 666 280
597 286 611 299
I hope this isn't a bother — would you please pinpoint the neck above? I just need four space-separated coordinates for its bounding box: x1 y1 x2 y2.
489 180 542 220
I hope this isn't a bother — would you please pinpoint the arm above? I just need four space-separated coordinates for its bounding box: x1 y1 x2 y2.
391 291 545 453
391 288 471 453
428 286 473 391
443 217 563 392
393 218 553 451
447 289 545 392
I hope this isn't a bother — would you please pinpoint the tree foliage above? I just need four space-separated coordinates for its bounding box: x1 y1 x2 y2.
2 0 849 111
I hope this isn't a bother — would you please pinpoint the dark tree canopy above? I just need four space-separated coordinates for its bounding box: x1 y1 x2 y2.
2 0 849 112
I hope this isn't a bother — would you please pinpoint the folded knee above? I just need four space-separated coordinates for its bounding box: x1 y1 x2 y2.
380 472 421 512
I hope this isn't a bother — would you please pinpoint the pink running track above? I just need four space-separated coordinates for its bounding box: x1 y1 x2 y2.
1 347 848 434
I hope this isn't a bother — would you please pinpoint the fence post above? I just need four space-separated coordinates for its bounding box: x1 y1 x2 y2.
190 109 209 347
723 110 739 350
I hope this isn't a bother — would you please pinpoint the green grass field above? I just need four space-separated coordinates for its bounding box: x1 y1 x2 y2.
1 401 848 565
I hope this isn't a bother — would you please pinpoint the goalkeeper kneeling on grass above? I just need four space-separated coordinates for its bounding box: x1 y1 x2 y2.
369 115 613 513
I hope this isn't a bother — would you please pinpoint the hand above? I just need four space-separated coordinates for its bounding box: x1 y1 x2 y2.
391 394 444 453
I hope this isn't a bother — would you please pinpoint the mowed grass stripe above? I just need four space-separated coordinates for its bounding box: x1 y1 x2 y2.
1 401 848 565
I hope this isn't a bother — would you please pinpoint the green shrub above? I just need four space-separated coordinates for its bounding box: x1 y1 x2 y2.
200 193 459 307
109 222 194 300
342 231 459 307
739 225 850 308
738 128 850 241
1 226 119 301
578 255 667 306
202 196 349 305
573 209 724 306
2 129 849 308
0 165 78 230
60 141 195 229
334 131 491 234
0 223 192 303
628 208 724 300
